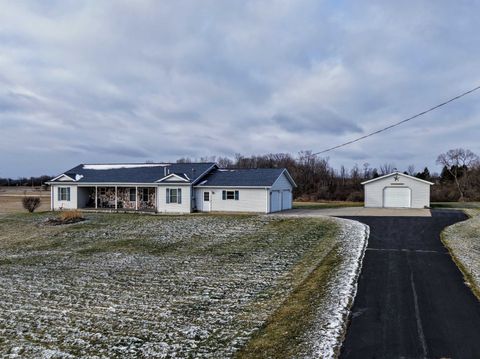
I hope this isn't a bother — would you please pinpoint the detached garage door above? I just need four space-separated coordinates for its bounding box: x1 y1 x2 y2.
383 187 411 208
270 191 281 212
281 190 292 210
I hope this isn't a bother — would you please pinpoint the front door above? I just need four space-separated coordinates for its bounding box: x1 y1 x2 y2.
203 191 211 212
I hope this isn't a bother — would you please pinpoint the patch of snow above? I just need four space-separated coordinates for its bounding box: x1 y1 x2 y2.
297 217 369 359
83 164 169 170
443 213 480 297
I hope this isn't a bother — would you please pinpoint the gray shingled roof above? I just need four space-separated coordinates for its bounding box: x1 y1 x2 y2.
196 168 288 187
51 163 216 184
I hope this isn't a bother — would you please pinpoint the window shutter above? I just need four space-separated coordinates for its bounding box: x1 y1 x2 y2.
222 190 226 200
66 188 70 201
58 188 61 201
166 188 170 203
178 188 182 204
235 190 239 200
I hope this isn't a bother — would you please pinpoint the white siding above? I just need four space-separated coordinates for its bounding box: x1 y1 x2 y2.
271 172 293 191
51 185 78 210
270 191 281 212
195 187 268 213
364 174 431 208
271 172 293 211
282 190 292 210
157 185 192 213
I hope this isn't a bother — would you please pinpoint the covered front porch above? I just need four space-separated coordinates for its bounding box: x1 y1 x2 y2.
78 186 157 211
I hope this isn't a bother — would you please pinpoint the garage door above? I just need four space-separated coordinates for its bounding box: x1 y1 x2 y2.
270 191 281 212
383 187 411 208
281 190 292 210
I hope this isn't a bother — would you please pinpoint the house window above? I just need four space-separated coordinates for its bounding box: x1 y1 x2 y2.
222 190 239 200
129 188 136 202
58 187 70 201
166 188 182 204
203 192 209 201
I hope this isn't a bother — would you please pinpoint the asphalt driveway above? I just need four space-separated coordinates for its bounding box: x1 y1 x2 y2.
339 210 480 358
284 207 432 217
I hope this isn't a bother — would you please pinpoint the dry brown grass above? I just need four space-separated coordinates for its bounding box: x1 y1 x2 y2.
58 210 84 221
0 196 50 214
0 186 50 214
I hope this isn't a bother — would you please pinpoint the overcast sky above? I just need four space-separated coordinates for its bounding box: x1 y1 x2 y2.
1 1 479 177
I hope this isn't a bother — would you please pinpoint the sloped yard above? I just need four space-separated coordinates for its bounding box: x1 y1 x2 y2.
0 213 367 358
442 209 480 300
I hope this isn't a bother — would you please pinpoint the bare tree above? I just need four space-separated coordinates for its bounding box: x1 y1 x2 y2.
436 148 479 201
407 164 415 176
362 163 371 180
217 156 233 168
176 157 192 163
379 163 396 175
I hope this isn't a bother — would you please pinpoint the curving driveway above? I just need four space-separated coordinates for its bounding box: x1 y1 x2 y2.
339 210 480 358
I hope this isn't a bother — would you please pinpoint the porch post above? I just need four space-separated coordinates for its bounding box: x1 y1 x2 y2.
135 186 138 210
95 186 98 209
115 186 118 210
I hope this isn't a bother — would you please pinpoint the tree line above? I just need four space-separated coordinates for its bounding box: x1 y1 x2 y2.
179 148 480 202
2 148 479 202
0 175 52 187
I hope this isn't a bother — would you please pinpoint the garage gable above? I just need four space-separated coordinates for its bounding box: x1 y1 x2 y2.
362 172 434 186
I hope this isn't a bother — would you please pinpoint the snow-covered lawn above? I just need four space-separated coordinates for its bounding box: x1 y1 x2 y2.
0 213 367 358
442 209 480 299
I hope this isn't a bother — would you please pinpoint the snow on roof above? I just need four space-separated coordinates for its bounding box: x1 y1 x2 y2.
83 164 170 170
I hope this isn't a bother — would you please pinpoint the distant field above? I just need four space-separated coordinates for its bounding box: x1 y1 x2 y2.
293 201 363 209
0 186 50 214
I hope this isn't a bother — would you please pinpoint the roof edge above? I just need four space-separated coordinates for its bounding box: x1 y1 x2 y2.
361 172 434 185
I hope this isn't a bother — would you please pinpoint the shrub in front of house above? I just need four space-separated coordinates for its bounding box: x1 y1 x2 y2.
22 196 41 213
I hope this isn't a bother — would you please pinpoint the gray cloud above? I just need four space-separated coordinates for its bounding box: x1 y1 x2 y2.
272 109 362 135
0 0 479 177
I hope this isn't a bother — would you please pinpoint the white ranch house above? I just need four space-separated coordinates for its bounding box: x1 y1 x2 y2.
47 163 296 214
362 172 433 208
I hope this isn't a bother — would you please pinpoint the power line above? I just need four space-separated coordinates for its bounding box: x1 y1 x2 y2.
312 84 480 156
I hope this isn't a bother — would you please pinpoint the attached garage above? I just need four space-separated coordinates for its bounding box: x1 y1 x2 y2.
196 168 297 213
270 190 281 212
362 172 433 209
281 190 292 210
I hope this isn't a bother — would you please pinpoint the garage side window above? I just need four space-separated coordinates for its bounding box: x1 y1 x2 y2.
58 187 70 201
222 190 239 200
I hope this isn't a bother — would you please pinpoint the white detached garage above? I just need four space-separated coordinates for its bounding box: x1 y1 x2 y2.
362 172 433 209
